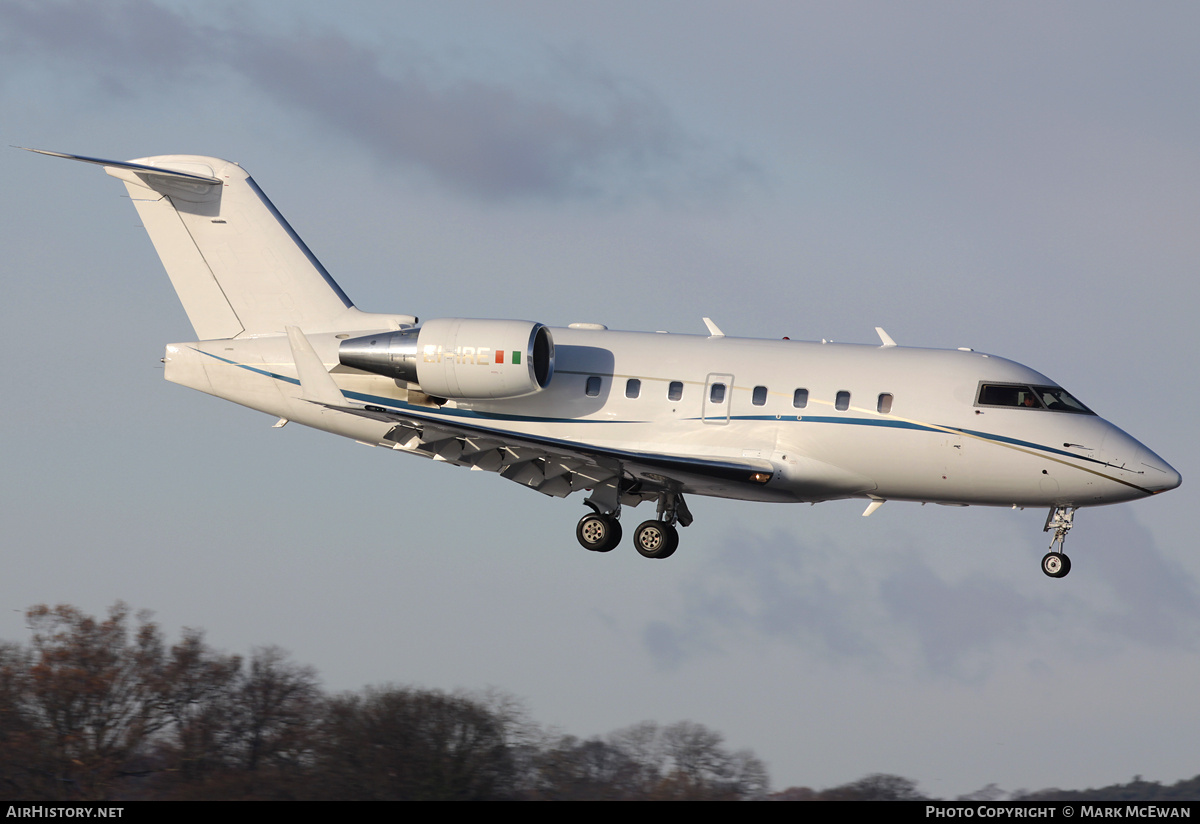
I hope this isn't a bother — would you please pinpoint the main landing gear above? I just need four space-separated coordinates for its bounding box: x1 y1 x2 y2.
1041 505 1077 578
576 489 691 559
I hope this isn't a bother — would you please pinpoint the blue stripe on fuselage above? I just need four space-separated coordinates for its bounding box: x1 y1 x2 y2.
194 348 1124 474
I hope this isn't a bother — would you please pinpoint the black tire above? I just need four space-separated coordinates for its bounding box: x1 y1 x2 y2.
577 513 622 552
1041 551 1069 578
634 520 679 559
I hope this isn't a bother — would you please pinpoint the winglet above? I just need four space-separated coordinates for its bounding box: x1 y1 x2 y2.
862 499 886 517
702 317 725 337
286 326 346 405
875 327 897 347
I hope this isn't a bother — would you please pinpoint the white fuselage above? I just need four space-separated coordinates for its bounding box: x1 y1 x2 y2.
163 325 1180 511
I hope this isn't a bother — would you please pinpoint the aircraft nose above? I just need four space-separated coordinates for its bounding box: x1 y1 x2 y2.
1101 425 1181 497
1143 449 1182 494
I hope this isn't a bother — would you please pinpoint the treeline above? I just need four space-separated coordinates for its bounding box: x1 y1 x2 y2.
1011 776 1200 803
4 603 1196 801
770 776 1200 802
770 773 928 800
0 603 768 800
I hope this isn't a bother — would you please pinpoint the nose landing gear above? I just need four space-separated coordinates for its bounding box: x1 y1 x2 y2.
1041 506 1077 578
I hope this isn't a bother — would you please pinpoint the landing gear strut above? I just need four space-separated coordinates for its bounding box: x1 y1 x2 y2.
632 490 690 559
576 483 624 553
1041 505 1076 578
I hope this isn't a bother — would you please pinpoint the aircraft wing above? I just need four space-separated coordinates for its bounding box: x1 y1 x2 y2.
321 400 777 505
279 321 772 502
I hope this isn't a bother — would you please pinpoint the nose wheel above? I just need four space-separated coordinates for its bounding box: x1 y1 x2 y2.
1041 551 1071 578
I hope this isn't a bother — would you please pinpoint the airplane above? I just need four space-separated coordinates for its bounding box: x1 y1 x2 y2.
26 148 1182 577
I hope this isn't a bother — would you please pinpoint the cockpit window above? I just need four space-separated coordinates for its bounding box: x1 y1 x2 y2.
976 383 1094 414
978 384 1038 408
1033 386 1093 414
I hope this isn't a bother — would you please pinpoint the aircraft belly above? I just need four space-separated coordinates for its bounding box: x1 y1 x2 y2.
771 453 876 502
845 425 1043 504
831 419 1141 507
780 421 1071 506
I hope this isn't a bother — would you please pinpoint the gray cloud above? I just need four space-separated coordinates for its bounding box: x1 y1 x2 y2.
879 561 1055 681
878 506 1200 678
641 528 882 671
0 0 749 201
0 0 210 94
1083 505 1200 648
225 29 682 199
646 507 1200 680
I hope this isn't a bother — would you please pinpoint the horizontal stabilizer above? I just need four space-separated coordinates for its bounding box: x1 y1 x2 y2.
19 148 222 184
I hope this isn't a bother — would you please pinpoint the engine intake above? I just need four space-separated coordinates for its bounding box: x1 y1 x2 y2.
339 318 554 400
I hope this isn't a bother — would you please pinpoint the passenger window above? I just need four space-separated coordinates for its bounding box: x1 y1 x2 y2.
626 378 641 399
752 386 767 406
792 388 808 409
835 391 850 411
877 393 893 414
668 381 683 401
710 383 726 404
586 376 601 397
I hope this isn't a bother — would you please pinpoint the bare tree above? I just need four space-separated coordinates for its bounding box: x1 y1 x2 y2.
21 603 169 800
157 629 242 784
313 686 515 800
230 646 319 774
531 734 645 800
819 773 928 801
0 603 775 801
958 783 1008 801
0 641 46 797
537 720 769 800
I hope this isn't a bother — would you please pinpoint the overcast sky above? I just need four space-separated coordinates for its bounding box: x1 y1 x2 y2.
2 0 1197 797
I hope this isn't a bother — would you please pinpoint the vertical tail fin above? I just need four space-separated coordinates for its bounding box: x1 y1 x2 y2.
26 149 362 339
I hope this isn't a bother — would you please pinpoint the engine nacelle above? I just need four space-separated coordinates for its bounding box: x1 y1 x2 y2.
339 318 554 400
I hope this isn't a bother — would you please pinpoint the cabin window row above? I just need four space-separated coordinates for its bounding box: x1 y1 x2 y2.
585 377 894 414
586 378 692 402
710 384 892 413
